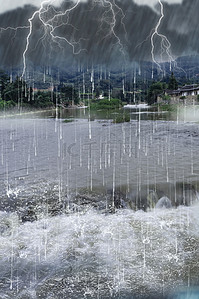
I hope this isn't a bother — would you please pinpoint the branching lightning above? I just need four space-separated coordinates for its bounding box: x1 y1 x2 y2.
151 0 175 71
0 0 129 77
135 0 186 76
0 26 30 33
22 10 40 78
0 0 189 79
104 0 123 48
0 25 30 47
21 0 87 78
112 0 128 41
96 0 127 59
32 0 127 76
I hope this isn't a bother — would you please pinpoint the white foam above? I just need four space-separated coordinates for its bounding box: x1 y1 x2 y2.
123 104 150 109
0 206 198 296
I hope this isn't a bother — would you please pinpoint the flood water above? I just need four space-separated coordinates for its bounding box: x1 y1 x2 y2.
0 106 199 298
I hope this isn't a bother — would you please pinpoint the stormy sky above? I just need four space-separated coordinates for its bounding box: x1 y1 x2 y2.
0 0 183 14
0 0 198 71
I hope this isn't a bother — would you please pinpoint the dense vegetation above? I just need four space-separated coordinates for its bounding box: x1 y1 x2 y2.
147 72 180 104
0 67 191 111
90 98 122 110
0 70 79 110
113 113 130 123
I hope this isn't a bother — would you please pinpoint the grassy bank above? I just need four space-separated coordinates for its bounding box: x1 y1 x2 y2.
90 98 123 110
153 103 178 112
113 113 130 123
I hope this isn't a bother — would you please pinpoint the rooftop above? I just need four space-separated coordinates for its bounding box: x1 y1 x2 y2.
169 84 199 95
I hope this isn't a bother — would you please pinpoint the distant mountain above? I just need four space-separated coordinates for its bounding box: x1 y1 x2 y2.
0 0 198 72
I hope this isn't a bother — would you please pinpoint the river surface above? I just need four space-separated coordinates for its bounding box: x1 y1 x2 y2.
0 106 199 298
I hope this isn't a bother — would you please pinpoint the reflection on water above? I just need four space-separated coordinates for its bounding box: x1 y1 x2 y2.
55 106 174 121
0 105 174 121
0 107 199 298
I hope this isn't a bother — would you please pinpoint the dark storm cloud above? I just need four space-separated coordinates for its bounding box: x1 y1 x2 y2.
0 0 198 70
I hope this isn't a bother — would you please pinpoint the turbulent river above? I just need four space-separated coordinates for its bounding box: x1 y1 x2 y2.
0 107 199 298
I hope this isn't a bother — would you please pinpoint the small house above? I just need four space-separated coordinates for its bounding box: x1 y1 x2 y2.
158 84 199 105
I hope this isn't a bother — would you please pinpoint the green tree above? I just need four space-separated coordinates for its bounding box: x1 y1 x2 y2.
59 85 79 105
32 91 53 108
168 72 178 90
95 88 100 98
99 79 112 97
3 77 30 104
148 82 166 104
0 70 9 101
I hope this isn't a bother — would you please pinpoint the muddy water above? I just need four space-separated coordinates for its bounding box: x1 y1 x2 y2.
0 108 199 298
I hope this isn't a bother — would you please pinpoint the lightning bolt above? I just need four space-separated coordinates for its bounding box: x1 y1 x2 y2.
0 25 30 46
112 0 128 41
0 0 128 78
22 9 40 79
97 0 127 60
151 0 174 72
0 26 30 33
21 0 87 78
0 0 188 81
104 0 123 47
